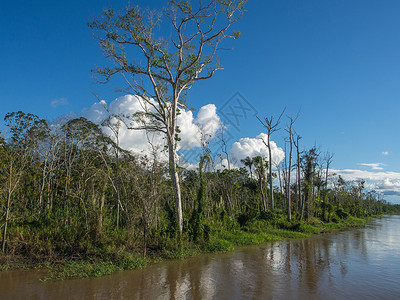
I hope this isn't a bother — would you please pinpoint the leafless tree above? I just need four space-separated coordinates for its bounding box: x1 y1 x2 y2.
293 132 301 213
285 113 299 221
258 108 285 218
89 0 247 234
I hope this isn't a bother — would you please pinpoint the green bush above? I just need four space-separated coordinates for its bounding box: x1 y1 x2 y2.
336 206 349 219
54 260 119 280
297 223 319 234
203 238 233 252
115 253 146 270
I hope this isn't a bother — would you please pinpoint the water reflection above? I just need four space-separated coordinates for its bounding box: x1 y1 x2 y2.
1 215 400 299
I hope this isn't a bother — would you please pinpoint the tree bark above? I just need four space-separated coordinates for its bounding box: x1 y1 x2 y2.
287 134 293 221
295 135 302 216
167 132 183 235
267 135 274 217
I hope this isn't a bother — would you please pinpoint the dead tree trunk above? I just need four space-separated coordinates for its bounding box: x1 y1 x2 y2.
258 109 284 219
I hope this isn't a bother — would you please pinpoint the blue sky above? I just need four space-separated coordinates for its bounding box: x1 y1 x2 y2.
1 0 400 203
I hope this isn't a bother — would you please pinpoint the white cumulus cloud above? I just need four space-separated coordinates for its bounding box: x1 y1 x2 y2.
331 168 400 197
81 95 285 173
82 95 222 159
230 133 285 167
177 104 221 150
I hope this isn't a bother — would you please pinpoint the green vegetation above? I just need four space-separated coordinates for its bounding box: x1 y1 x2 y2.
46 256 147 280
0 107 398 281
0 117 390 279
2 209 367 280
1 0 400 280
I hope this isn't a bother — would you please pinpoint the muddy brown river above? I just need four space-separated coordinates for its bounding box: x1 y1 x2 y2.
1 215 399 299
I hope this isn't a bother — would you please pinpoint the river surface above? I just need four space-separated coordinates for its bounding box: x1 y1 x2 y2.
1 215 400 299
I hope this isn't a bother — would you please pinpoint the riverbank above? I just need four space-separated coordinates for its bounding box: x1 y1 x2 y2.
0 214 367 280
2 215 399 300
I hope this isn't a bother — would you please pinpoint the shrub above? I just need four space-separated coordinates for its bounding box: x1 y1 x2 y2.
203 238 233 252
336 206 349 219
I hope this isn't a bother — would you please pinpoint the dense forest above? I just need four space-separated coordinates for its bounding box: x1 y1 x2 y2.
1 1 399 278
0 110 398 273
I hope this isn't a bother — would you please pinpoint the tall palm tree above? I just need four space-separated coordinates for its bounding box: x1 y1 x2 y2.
241 156 253 178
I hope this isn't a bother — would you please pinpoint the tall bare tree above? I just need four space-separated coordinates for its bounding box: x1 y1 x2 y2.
258 109 285 218
285 113 298 221
89 0 246 234
293 133 303 211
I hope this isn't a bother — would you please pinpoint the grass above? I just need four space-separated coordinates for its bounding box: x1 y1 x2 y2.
0 214 368 280
315 216 366 232
43 255 147 280
202 218 310 254
203 229 307 253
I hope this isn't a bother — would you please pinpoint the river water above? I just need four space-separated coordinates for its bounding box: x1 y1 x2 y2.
1 215 399 299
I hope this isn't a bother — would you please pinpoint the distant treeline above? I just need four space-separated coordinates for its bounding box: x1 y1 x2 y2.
0 111 398 261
